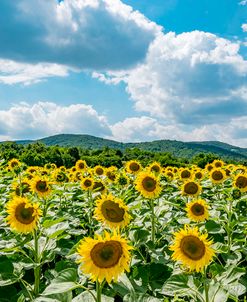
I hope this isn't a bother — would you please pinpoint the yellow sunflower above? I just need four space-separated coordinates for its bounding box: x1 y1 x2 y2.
93 180 107 194
193 170 204 181
26 166 38 175
80 177 94 191
77 231 132 283
205 163 214 173
147 162 162 174
182 181 201 197
135 171 161 199
53 169 69 183
179 168 192 181
116 173 129 187
209 168 226 184
125 160 142 174
233 174 247 192
94 194 130 229
186 200 209 222
12 179 31 197
94 165 105 177
75 160 87 171
170 226 215 272
212 159 225 168
6 197 42 233
105 167 118 183
8 158 21 171
165 171 174 180
31 176 51 197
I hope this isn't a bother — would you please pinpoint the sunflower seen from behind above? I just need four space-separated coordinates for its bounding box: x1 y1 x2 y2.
186 199 209 222
182 181 201 197
77 231 132 284
135 171 161 199
170 226 215 272
94 194 130 229
6 196 42 233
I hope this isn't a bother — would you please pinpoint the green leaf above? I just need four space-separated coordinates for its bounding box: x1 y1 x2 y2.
72 291 114 302
205 220 223 233
43 217 66 228
123 293 161 302
42 282 78 295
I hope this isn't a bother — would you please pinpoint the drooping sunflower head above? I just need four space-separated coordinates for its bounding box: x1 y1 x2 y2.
179 168 192 180
75 160 87 171
6 197 42 233
182 181 201 197
234 174 247 192
210 168 226 184
170 226 215 272
186 199 209 222
80 177 94 191
77 231 132 283
125 160 142 174
94 194 130 229
94 165 105 177
147 162 162 174
31 176 51 197
135 171 161 199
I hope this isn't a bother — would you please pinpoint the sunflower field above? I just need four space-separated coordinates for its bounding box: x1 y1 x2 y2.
0 158 247 302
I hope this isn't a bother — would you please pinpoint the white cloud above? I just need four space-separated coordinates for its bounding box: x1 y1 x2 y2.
0 59 70 85
239 0 247 5
0 0 160 70
242 23 247 32
0 102 111 140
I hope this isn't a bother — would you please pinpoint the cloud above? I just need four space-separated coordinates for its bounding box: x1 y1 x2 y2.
0 102 111 140
0 59 70 85
242 23 247 32
0 0 160 70
239 0 247 5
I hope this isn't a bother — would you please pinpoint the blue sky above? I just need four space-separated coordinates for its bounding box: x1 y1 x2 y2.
0 0 246 147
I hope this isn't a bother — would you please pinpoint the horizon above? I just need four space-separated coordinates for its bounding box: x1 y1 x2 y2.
0 0 247 147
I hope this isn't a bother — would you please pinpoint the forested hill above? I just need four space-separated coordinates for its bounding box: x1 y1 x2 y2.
12 134 247 161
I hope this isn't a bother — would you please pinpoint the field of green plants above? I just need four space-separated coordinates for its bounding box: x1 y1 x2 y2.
0 158 246 302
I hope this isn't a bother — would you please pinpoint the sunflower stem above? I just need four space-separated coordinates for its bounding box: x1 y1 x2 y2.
226 199 233 253
203 267 209 302
33 230 40 297
96 279 102 302
150 198 155 243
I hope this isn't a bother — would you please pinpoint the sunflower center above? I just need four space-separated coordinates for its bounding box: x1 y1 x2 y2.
90 240 123 268
142 176 156 192
93 181 105 192
184 182 199 195
236 176 247 188
96 168 104 175
84 179 92 187
36 180 48 192
129 162 140 172
191 203 204 216
181 170 191 178
101 200 125 222
195 172 202 179
151 165 160 173
78 163 85 169
15 203 35 224
207 165 213 171
212 171 223 180
180 235 205 260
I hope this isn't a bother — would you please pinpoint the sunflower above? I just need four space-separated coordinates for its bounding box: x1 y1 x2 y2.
125 160 142 174
94 194 130 229
135 171 161 199
209 168 226 184
182 181 201 197
205 163 214 172
147 162 162 174
194 170 204 181
170 226 215 272
105 167 118 183
31 176 51 197
77 231 132 283
93 180 107 194
75 160 87 171
116 173 129 187
8 159 21 171
233 174 247 192
212 160 225 168
6 197 42 233
165 171 174 180
179 168 192 180
53 170 69 183
26 166 38 175
186 200 209 222
12 179 31 197
81 177 94 191
94 165 105 177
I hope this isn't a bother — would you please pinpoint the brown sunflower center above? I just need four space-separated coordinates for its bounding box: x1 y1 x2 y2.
90 240 123 268
181 170 191 178
142 176 157 192
129 162 140 172
215 162 223 168
212 170 223 181
84 179 92 187
236 176 247 188
78 163 85 169
15 203 35 224
195 172 203 179
36 180 49 192
101 200 125 223
180 235 205 260
96 168 104 175
151 165 160 173
207 165 213 172
191 203 205 216
184 182 199 195
93 181 105 192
